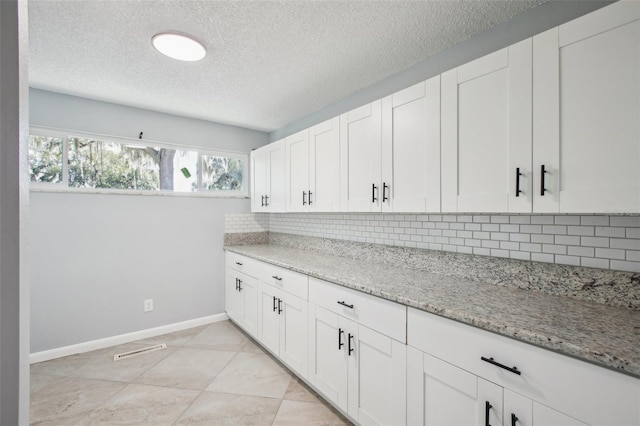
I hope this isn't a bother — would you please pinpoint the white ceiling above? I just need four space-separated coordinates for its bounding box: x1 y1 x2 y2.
29 0 547 133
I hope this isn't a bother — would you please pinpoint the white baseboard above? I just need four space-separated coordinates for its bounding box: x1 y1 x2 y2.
30 313 229 364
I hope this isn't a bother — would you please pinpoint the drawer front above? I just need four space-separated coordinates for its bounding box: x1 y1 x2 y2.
258 263 308 300
309 278 406 343
407 307 640 425
225 252 260 277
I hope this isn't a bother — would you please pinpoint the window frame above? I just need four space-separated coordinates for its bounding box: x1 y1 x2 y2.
29 126 250 198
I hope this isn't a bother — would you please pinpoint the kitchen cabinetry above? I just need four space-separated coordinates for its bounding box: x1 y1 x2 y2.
251 139 285 212
407 307 640 426
339 100 382 212
380 77 441 212
532 0 640 213
285 117 340 212
308 278 406 425
256 262 309 378
407 348 587 426
225 255 259 337
441 38 532 213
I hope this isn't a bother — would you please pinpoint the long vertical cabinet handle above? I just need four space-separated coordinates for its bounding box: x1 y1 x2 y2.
383 182 389 202
277 298 282 314
348 333 354 356
237 279 242 291
235 278 239 291
261 195 265 207
308 191 313 205
372 183 378 203
302 191 307 205
338 328 344 350
511 413 519 426
264 195 269 206
272 296 277 312
540 165 547 196
485 401 492 426
515 168 523 197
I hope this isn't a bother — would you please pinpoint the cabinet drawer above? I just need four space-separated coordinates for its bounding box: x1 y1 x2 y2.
257 263 308 300
225 252 260 277
309 278 406 343
407 307 640 425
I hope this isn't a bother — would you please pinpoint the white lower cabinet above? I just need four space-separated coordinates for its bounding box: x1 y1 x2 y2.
308 304 406 425
257 281 308 378
226 253 640 426
224 269 258 337
407 347 588 426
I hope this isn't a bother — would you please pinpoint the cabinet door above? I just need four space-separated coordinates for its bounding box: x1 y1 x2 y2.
225 270 244 324
381 77 441 213
309 117 341 212
408 347 483 426
532 402 588 426
340 101 382 212
285 130 310 212
257 282 281 355
308 305 348 412
442 39 532 213
504 389 532 426
533 2 640 213
266 140 285 212
239 274 259 337
251 148 268 212
350 324 406 425
279 292 308 379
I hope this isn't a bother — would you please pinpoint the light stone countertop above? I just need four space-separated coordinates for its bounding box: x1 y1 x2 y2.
225 243 640 379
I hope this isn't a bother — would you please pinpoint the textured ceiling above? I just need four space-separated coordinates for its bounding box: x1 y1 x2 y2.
29 0 547 132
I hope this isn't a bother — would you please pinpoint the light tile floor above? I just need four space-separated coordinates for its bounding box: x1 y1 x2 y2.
30 320 351 425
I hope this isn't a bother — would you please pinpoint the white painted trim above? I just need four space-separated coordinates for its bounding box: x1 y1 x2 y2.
29 313 228 364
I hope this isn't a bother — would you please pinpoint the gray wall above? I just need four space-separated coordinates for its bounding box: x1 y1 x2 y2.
270 0 613 141
1 0 30 423
29 90 269 353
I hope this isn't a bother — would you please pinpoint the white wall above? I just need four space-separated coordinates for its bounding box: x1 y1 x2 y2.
29 90 269 353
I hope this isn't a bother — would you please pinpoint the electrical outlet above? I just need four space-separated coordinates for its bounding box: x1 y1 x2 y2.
144 299 154 312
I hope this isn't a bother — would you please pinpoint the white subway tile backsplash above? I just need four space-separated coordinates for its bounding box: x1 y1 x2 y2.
595 248 626 260
542 244 567 255
610 260 640 273
610 216 640 227
542 225 567 235
554 215 580 225
581 236 610 248
567 226 595 236
581 257 610 269
230 212 640 273
610 238 640 250
581 216 609 226
595 227 626 238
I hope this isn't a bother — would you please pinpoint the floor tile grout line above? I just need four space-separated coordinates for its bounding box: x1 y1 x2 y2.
171 388 206 426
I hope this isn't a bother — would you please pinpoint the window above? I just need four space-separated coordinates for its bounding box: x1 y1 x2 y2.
29 128 248 197
29 135 64 184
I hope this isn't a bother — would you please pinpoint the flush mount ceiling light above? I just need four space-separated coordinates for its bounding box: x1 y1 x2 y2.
152 32 206 62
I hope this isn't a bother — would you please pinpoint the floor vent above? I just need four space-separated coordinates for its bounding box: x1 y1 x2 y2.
113 343 167 361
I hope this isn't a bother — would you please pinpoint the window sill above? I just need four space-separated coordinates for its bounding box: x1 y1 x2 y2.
29 186 250 199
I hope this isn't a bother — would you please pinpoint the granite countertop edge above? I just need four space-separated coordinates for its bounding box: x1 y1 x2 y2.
224 244 640 379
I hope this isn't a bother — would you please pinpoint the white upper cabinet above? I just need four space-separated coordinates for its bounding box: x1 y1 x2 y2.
251 140 285 212
442 39 533 213
284 130 310 212
381 77 441 212
285 118 340 212
309 117 341 212
533 0 640 213
340 100 383 212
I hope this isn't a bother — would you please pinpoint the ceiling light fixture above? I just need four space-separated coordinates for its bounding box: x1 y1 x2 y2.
152 32 206 62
